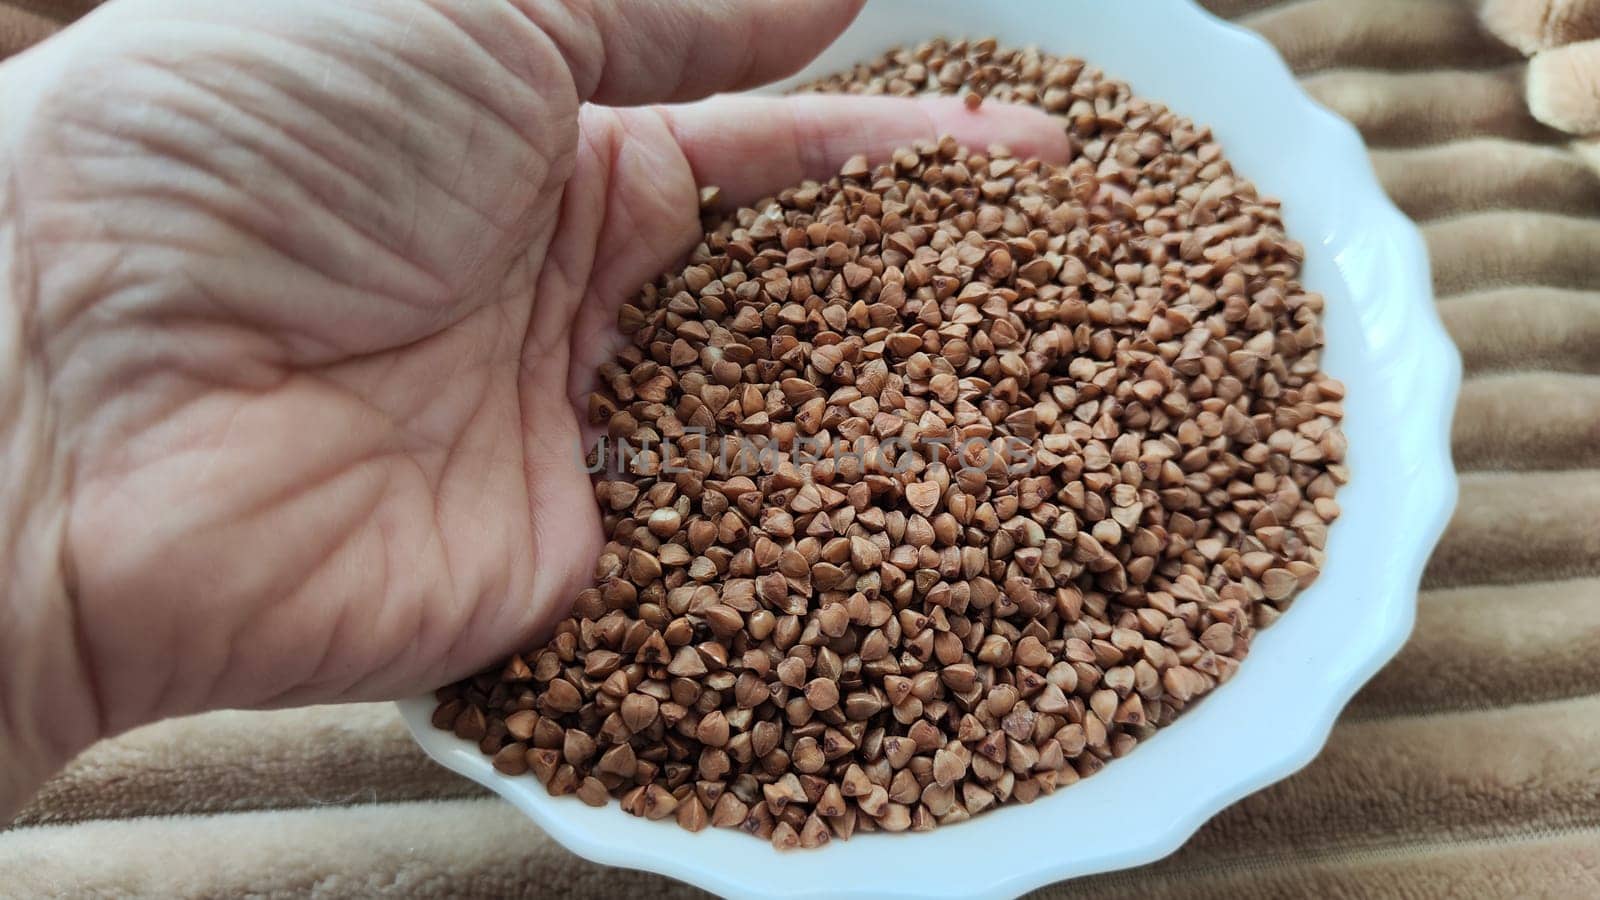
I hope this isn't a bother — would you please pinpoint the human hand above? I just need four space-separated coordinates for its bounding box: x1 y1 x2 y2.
0 0 1068 817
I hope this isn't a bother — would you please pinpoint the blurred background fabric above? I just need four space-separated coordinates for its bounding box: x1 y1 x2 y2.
4 0 1600 896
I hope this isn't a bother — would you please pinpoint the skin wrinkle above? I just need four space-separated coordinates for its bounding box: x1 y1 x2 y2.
725 1 766 104
108 406 367 727
323 469 456 703
297 373 502 518
637 1 699 101
393 326 522 455
235 407 398 521
46 307 262 474
508 128 572 296
52 365 215 485
303 312 511 420
103 15 563 351
302 346 516 484
758 101 823 198
525 0 606 101
437 113 483 244
59 334 299 488
110 275 330 401
117 40 392 197
531 224 588 371
52 181 388 331
420 374 491 543
107 15 448 165
424 346 552 683
360 33 539 199
87 394 377 555
638 0 768 104
132 59 456 298
183 388 253 495
6 233 127 345
81 367 303 485
176 446 405 699
219 60 416 233
432 509 503 690
43 8 560 422
42 111 274 324
188 555 257 716
592 111 697 302
19 196 263 320
506 407 555 680
515 442 596 664
254 44 498 268
656 104 734 203
182 456 399 713
353 568 459 704
84 89 447 311
582 108 694 315
1 154 106 777
133 624 181 748
338 508 426 701
519 0 865 106
447 528 528 688
46 116 443 344
286 568 357 705
409 1 564 145
87 282 318 395
540 117 614 409
168 268 310 372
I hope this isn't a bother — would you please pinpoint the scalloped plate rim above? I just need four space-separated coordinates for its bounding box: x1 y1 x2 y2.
397 1 1460 896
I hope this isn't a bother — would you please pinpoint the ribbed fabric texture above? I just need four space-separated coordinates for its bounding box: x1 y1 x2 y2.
5 0 1600 896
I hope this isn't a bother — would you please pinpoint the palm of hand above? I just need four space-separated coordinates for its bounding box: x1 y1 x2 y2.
7 0 1063 734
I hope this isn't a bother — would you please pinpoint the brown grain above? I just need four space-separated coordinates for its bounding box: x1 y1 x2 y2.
434 36 1345 848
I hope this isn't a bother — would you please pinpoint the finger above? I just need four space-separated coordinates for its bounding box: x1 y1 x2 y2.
663 94 1073 208
1480 0 1600 55
1527 38 1600 133
525 0 864 105
576 93 1069 308
555 94 1069 425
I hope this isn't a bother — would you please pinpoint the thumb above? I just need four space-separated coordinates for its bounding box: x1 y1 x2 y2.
558 94 1069 410
525 0 867 105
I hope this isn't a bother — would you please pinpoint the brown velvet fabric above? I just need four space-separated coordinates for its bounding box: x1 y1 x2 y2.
5 0 1600 895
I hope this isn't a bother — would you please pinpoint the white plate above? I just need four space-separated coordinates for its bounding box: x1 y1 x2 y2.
399 1 1459 895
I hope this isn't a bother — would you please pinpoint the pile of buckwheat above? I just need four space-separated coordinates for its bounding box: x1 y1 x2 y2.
432 38 1346 849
